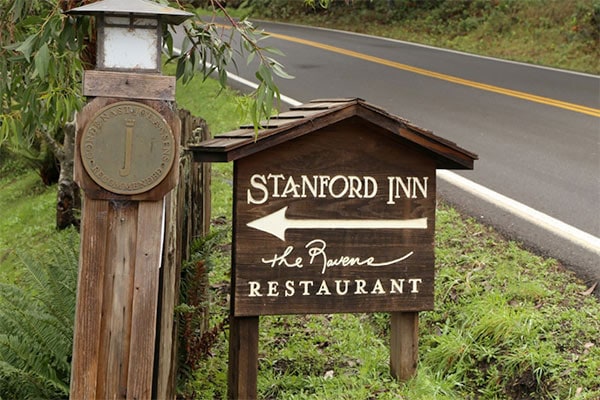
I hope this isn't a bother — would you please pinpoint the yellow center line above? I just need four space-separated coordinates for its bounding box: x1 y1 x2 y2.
268 32 600 118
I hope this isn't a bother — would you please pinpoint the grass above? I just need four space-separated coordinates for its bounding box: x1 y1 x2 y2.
0 167 57 283
168 75 600 398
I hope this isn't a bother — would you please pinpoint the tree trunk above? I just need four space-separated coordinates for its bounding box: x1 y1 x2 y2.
38 150 60 186
56 121 81 230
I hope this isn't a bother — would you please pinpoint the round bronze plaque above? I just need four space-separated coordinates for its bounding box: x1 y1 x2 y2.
80 101 175 195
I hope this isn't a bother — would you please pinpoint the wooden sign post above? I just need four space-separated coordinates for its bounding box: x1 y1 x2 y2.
66 2 191 398
71 98 181 398
191 99 477 399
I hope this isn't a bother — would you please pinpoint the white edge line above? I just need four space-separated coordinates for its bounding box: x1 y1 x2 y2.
437 170 600 254
224 70 303 107
172 46 600 255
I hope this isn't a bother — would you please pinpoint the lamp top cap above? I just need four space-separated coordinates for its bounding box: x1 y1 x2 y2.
66 0 193 25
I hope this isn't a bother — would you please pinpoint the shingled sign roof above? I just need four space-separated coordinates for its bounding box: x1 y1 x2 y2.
189 98 478 169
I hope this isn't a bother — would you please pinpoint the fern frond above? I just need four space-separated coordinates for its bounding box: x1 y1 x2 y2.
0 229 78 399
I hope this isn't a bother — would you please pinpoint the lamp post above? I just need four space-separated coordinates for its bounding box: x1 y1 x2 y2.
66 1 191 398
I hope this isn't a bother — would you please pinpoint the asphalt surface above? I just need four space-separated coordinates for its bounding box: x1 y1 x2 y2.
183 21 600 285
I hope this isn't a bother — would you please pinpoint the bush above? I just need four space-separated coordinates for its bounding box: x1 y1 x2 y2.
0 148 28 178
572 0 600 42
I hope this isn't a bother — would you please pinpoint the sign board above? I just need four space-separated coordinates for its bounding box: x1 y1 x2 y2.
234 118 436 316
192 98 477 395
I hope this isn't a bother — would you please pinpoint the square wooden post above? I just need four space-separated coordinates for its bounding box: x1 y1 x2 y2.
390 311 419 381
70 97 181 398
227 316 260 400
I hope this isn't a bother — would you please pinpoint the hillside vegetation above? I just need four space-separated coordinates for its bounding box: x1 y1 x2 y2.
244 0 600 74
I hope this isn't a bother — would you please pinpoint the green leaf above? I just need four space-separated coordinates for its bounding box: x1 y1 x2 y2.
14 35 37 62
176 57 186 81
218 68 228 88
21 15 44 27
165 32 174 56
246 51 256 65
263 46 286 57
34 43 50 80
270 59 294 79
184 60 194 84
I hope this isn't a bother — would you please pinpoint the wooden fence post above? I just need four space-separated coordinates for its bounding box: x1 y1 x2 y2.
70 98 181 399
155 110 212 399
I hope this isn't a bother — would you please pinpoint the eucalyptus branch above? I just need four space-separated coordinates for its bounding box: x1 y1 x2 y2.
166 0 292 130
207 0 268 65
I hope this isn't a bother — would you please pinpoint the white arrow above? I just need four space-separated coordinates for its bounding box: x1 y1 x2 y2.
246 206 427 241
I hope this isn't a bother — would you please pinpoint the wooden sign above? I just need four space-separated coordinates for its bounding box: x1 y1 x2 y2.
191 98 477 397
234 118 436 316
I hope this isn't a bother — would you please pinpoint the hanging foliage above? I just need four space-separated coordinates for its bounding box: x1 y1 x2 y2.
0 0 291 229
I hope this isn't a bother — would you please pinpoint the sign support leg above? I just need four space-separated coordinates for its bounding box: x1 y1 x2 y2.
390 311 419 381
227 316 259 400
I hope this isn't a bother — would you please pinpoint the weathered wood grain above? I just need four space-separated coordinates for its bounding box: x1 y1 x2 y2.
234 119 436 316
83 70 176 101
127 200 164 399
70 198 109 399
390 312 419 381
71 198 165 399
96 202 137 399
227 317 259 400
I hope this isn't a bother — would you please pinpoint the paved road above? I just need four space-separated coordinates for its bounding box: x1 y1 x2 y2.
187 21 600 283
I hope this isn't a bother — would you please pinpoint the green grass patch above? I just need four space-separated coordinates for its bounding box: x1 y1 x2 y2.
422 205 600 398
0 169 57 283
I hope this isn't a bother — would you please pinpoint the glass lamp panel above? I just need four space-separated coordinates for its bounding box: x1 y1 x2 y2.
101 25 159 70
